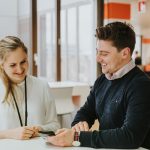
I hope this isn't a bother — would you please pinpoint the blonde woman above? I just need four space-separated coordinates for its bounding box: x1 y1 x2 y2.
0 36 60 140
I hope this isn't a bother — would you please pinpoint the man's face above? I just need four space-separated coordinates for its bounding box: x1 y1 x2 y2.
96 40 126 75
2 47 29 84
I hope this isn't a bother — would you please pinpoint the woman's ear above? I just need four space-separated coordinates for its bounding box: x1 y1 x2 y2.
0 62 4 69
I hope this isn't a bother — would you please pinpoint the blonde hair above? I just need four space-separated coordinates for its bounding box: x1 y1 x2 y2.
0 36 28 103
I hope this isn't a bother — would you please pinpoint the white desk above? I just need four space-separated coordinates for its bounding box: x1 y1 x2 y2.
0 137 147 150
49 81 90 88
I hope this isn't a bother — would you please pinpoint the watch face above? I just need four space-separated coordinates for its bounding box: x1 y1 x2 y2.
72 141 81 147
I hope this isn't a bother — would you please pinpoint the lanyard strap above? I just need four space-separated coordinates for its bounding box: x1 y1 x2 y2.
11 77 28 126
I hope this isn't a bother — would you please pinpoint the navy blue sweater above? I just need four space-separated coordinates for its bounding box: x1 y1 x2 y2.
72 67 150 149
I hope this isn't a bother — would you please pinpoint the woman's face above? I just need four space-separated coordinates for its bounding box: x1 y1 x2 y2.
2 47 29 84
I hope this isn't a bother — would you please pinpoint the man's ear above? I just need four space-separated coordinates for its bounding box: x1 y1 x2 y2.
121 47 130 58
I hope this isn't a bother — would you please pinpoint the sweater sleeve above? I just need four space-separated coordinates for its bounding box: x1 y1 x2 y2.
71 89 97 128
78 80 150 149
71 76 102 128
40 82 60 131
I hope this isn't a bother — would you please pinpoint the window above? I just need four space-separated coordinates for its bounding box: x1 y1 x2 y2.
18 0 32 73
37 0 56 81
36 0 97 84
61 0 96 84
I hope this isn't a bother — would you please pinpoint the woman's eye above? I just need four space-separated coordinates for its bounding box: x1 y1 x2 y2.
21 60 27 64
21 61 26 64
10 64 16 67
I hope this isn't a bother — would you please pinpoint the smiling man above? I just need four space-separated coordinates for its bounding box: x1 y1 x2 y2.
47 22 150 149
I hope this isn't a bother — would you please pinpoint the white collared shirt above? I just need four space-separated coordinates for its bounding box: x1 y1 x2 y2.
105 60 136 80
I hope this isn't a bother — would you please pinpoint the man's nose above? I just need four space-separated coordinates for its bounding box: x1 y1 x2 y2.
96 55 102 63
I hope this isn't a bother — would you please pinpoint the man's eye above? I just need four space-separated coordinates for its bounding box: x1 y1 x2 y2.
96 49 109 56
97 52 108 56
102 53 108 56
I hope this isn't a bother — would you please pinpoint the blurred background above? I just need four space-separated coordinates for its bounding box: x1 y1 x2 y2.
1 0 150 84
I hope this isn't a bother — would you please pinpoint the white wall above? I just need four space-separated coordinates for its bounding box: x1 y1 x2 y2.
0 0 18 38
137 1 150 65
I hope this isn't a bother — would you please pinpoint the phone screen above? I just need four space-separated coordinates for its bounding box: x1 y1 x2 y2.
38 131 55 137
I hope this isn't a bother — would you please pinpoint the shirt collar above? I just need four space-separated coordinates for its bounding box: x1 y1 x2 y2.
17 76 27 87
105 60 135 80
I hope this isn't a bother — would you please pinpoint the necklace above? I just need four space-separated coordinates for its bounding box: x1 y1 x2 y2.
11 76 28 126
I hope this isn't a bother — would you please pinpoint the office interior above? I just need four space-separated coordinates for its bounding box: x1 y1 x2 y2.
0 0 150 128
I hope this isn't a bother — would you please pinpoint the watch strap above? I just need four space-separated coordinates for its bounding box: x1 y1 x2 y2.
72 131 81 146
74 131 79 141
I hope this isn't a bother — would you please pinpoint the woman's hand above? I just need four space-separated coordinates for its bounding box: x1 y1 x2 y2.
5 126 41 140
31 126 42 137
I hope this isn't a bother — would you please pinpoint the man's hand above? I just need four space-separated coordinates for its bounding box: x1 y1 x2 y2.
72 121 89 132
47 128 74 147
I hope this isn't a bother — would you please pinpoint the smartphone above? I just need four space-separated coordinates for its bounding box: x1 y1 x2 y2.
38 131 55 137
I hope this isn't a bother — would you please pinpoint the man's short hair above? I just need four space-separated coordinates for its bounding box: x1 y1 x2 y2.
96 22 136 54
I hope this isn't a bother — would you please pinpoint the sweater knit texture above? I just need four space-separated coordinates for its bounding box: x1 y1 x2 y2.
72 67 150 149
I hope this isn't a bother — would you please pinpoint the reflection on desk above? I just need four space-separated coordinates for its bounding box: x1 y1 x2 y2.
0 137 147 150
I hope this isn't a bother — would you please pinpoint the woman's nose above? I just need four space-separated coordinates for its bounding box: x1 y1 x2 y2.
16 65 23 73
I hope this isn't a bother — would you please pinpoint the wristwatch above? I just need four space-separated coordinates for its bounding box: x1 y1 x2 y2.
72 131 81 147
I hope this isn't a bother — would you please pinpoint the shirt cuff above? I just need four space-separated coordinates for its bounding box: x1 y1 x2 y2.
79 131 93 147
